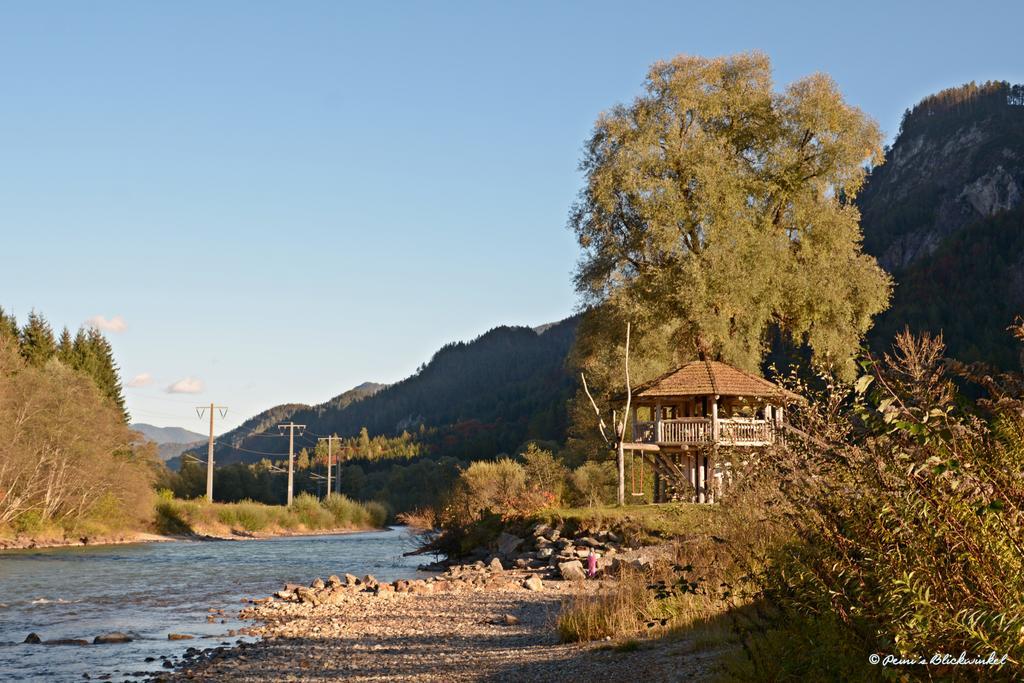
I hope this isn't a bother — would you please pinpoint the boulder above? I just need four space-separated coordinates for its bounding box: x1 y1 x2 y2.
167 633 193 641
327 575 343 588
310 577 325 590
344 573 360 586
558 560 587 582
47 638 89 645
94 632 133 644
320 589 348 605
24 633 42 644
496 532 524 556
362 575 378 588
532 523 552 538
522 575 544 592
393 579 410 593
501 613 520 625
488 557 504 573
577 536 602 548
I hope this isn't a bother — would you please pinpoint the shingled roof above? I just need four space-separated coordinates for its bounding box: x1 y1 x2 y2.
631 359 800 402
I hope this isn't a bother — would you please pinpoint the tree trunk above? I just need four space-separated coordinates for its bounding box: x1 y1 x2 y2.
617 441 625 506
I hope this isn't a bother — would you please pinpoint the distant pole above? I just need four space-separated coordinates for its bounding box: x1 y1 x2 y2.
196 403 228 503
318 435 343 498
278 422 306 506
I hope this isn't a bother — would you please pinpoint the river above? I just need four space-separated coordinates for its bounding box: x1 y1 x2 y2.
0 527 432 681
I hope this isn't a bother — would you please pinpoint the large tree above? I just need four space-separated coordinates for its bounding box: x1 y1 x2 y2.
570 53 891 392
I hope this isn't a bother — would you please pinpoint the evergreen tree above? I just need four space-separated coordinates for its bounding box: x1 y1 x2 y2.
68 326 127 421
0 307 18 344
56 327 74 365
19 310 57 367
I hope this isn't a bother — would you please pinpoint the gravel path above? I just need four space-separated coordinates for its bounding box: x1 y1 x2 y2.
161 580 724 682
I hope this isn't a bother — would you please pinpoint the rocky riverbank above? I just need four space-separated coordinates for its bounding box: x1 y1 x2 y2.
154 521 724 682
0 531 176 552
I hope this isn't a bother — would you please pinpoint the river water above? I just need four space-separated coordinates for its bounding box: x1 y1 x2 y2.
0 527 432 681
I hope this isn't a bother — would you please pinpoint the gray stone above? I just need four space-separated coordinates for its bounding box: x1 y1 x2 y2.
522 575 544 592
558 560 587 582
496 532 524 556
488 557 504 572
94 632 133 644
532 523 552 538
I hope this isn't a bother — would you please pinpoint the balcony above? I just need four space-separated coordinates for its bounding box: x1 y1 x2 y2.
633 417 775 447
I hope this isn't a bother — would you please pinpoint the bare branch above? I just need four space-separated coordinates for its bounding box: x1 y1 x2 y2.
580 372 611 446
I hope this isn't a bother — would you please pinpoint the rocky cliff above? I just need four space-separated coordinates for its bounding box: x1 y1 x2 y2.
860 81 1024 368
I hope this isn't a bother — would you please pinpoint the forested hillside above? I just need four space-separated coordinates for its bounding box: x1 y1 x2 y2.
860 81 1024 367
206 316 580 467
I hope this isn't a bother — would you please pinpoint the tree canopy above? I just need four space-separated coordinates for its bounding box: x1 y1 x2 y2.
570 53 891 383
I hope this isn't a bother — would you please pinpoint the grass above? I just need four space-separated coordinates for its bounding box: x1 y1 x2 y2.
532 502 719 545
153 490 388 536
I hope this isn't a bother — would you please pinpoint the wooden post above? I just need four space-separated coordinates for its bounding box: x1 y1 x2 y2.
631 405 638 442
689 452 697 502
711 395 719 442
655 402 662 443
697 451 706 504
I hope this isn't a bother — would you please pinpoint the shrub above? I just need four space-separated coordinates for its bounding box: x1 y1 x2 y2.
364 501 389 528
323 493 366 527
521 444 569 506
446 458 527 526
733 331 1024 677
290 493 335 529
153 492 193 535
570 460 616 507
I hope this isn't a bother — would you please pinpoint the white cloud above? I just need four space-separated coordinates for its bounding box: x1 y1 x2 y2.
166 377 204 394
85 315 128 333
127 373 153 388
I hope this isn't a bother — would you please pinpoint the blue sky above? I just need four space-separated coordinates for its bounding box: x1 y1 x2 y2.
2 1 1020 432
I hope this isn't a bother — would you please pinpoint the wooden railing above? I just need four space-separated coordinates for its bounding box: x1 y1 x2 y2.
719 418 773 445
632 418 774 446
659 418 713 444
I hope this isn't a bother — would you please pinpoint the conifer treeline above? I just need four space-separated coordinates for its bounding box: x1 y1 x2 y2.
0 308 127 421
898 80 1023 138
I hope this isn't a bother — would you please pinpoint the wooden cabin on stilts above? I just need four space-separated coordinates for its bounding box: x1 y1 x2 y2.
621 358 801 504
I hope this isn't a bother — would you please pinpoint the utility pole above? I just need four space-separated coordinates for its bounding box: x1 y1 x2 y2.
317 435 343 498
195 403 228 503
278 422 306 506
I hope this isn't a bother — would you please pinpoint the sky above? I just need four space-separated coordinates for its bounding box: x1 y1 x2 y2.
2 1 1021 433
